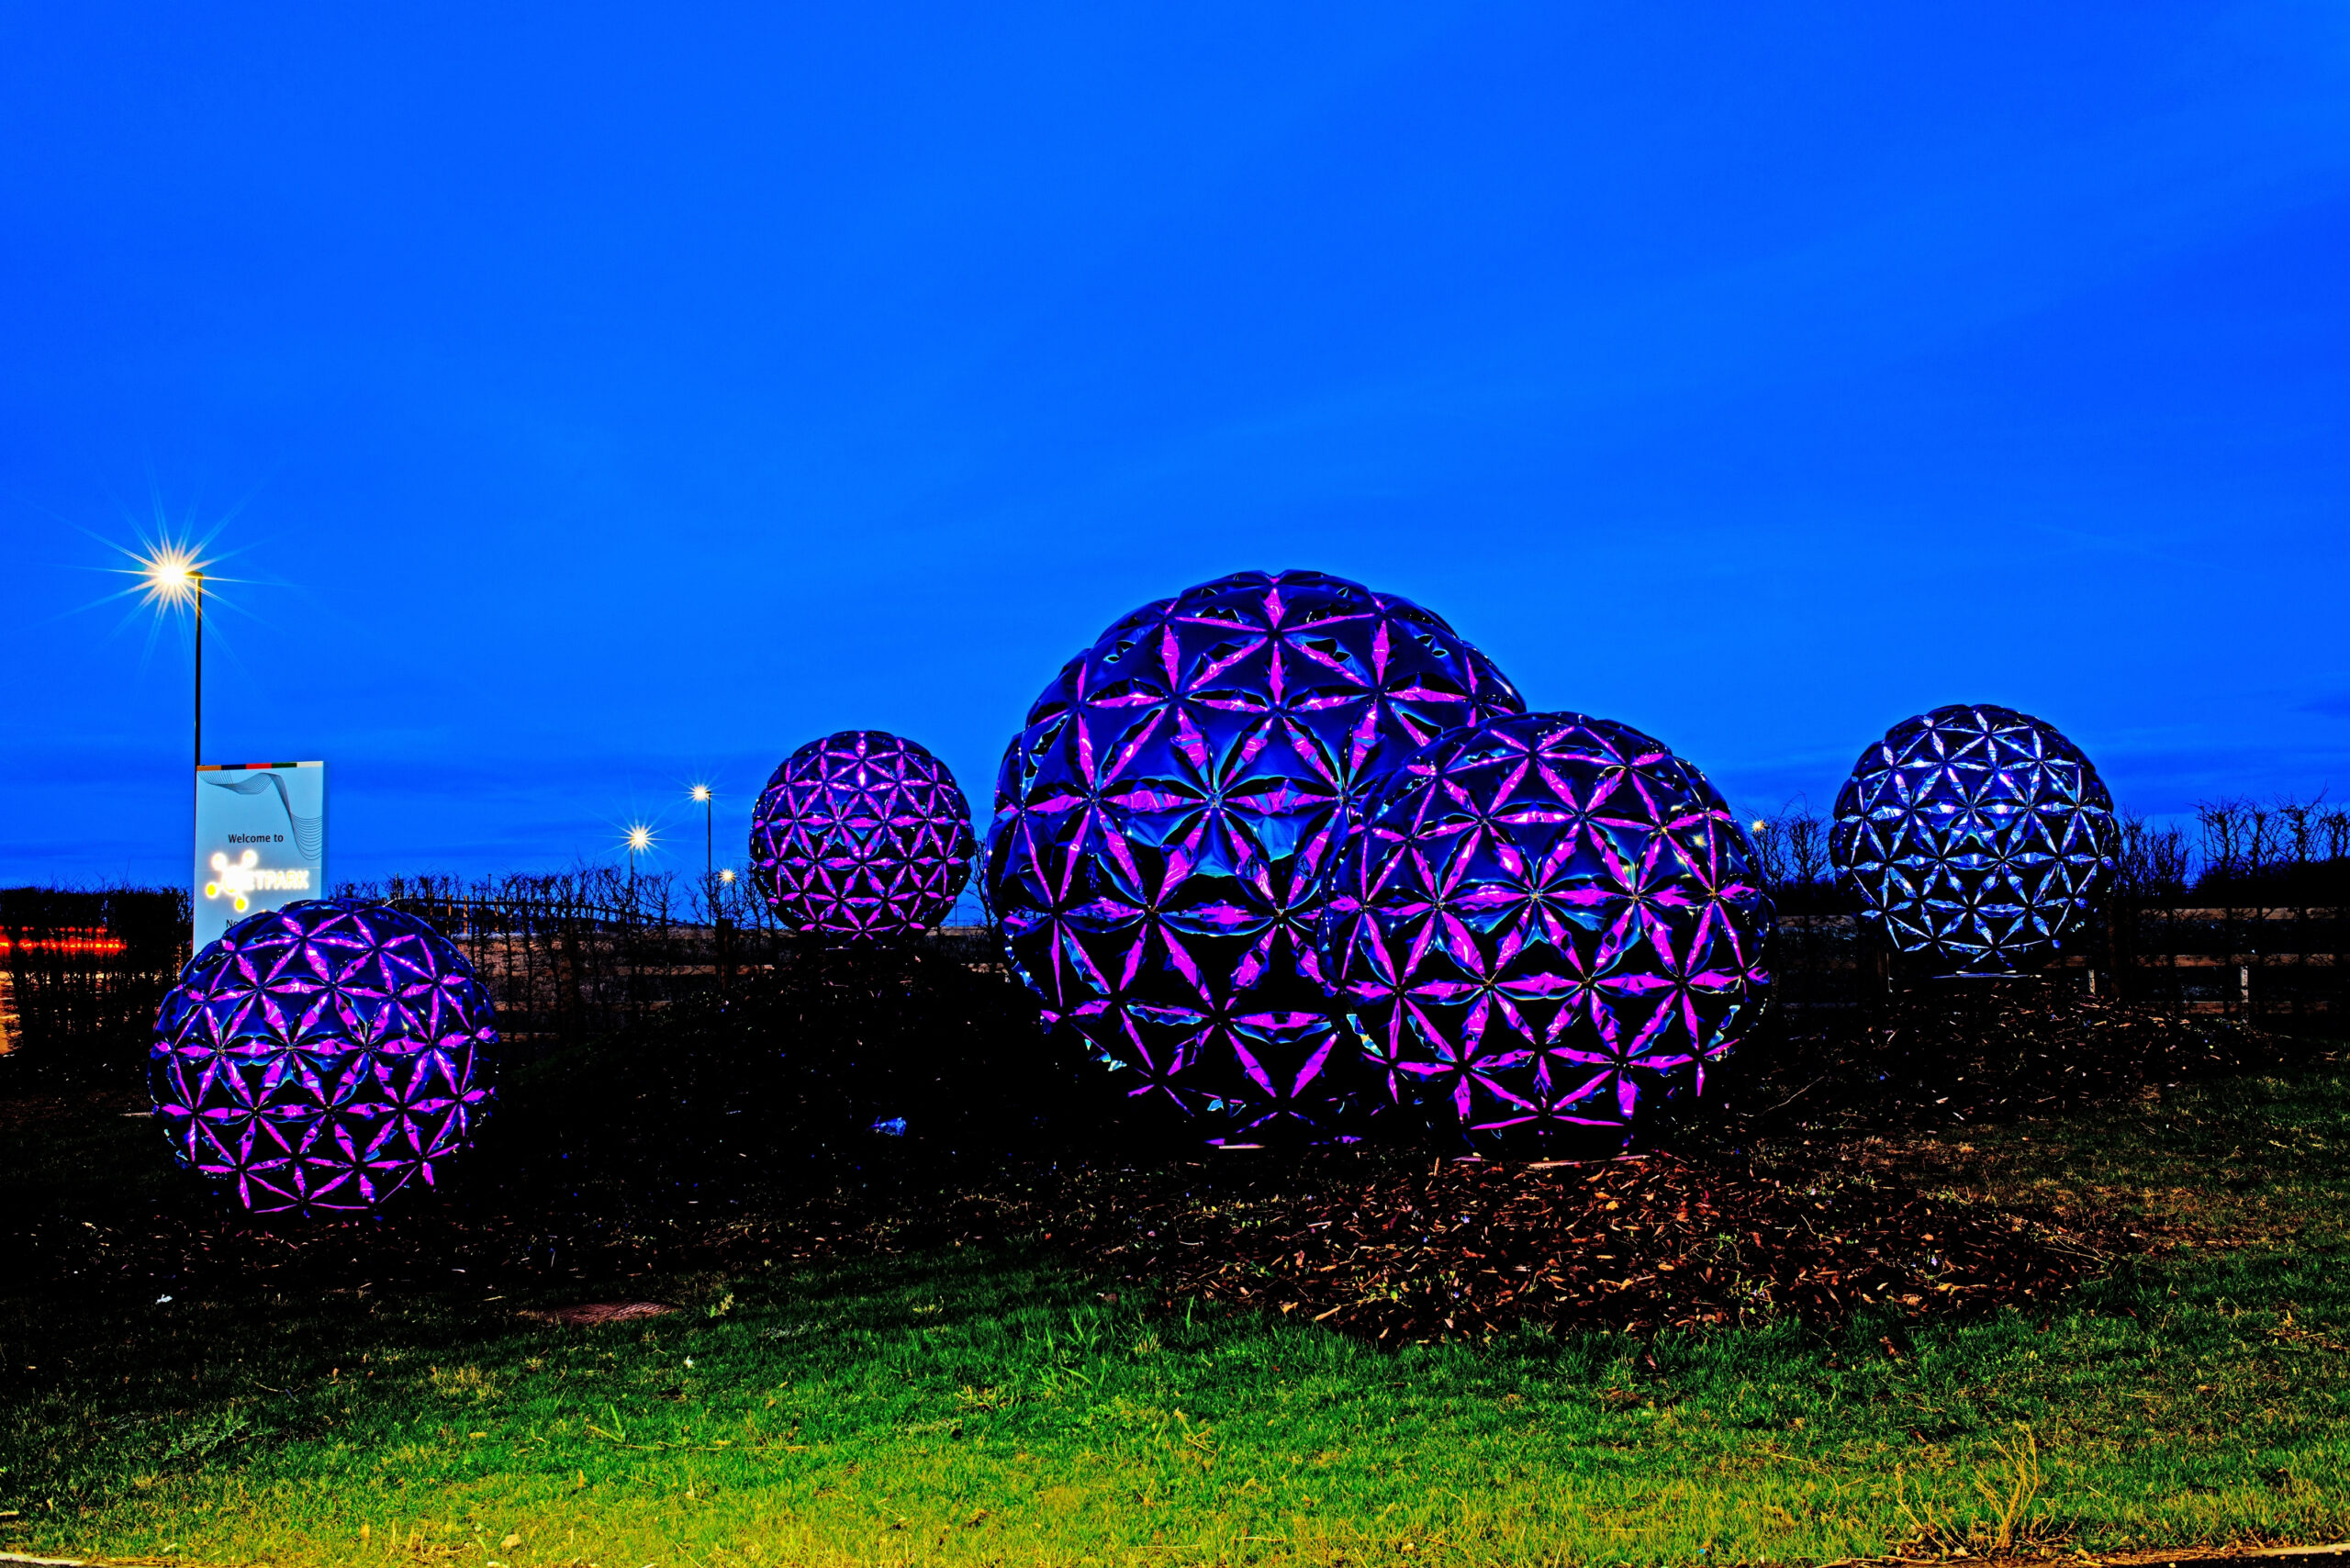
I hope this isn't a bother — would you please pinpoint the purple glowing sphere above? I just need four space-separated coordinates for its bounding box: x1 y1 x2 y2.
984 568 1525 1141
149 898 498 1214
1316 712 1774 1154
749 730 975 939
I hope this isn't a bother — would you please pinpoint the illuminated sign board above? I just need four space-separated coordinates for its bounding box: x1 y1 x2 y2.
193 760 327 950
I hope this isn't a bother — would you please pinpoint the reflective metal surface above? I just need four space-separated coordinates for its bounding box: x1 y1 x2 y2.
984 568 1523 1141
1831 703 2117 974
750 730 974 940
150 898 498 1213
1317 711 1773 1153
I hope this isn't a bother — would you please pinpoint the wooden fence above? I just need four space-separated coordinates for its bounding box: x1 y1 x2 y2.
2 886 2341 1077
376 892 1002 1058
1768 903 2344 1019
386 895 2342 1047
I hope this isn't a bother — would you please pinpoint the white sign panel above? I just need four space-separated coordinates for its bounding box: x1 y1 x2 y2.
194 760 328 951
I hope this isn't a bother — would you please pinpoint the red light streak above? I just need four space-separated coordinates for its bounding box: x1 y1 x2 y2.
0 927 128 957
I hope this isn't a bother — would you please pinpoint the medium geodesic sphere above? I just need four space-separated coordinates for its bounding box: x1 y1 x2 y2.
749 730 975 939
984 568 1525 1142
1830 703 2118 974
1316 711 1774 1154
149 898 498 1214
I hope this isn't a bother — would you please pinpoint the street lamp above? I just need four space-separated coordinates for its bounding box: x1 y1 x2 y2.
690 784 728 990
690 783 713 910
625 823 655 880
136 543 207 768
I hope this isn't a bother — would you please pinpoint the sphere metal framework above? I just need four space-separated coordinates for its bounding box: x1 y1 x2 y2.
1830 703 2118 973
1316 711 1774 1152
149 898 498 1214
984 568 1525 1141
749 730 975 939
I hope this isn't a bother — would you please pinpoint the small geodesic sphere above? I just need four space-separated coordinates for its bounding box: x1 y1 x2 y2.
149 898 498 1214
749 731 975 939
1831 703 2118 974
1316 711 1774 1153
984 568 1525 1142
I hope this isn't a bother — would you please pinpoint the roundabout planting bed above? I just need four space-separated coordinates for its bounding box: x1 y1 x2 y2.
5 952 2346 1566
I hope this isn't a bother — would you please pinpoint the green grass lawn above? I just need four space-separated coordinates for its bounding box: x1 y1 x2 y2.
6 1064 2350 1567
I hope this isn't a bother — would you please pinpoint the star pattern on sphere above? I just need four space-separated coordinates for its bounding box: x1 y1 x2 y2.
749 730 975 940
1830 703 2118 973
147 898 498 1215
1315 711 1774 1155
984 569 1525 1142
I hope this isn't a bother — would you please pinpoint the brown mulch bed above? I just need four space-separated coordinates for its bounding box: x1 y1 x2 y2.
1064 1147 2097 1344
1036 993 2277 1343
2 1137 2098 1348
0 991 2291 1349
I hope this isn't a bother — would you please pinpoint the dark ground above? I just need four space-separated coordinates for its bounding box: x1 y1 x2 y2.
2 945 2299 1354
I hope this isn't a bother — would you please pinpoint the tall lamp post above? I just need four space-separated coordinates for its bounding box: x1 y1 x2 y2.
691 784 730 990
690 784 713 907
625 823 654 884
136 546 206 767
193 568 205 768
137 546 207 958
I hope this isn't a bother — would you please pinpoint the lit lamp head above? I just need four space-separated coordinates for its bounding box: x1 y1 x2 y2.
626 823 655 855
719 868 735 884
690 784 711 803
136 543 204 610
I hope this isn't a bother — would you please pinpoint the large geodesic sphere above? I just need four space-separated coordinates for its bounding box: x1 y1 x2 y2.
1830 703 2118 974
1316 712 1773 1154
984 568 1525 1142
149 898 498 1214
749 730 975 940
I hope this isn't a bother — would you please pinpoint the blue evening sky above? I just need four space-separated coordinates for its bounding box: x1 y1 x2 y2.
5 2 2347 889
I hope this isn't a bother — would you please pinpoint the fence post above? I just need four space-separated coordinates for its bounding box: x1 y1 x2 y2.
2106 897 2125 1003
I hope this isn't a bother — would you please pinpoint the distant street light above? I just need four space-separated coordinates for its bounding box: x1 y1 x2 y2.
690 788 729 992
625 823 655 880
690 784 714 911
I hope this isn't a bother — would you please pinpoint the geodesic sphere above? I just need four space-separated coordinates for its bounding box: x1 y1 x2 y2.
149 898 498 1214
984 568 1525 1142
1831 704 2118 974
1316 712 1774 1154
749 730 975 940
